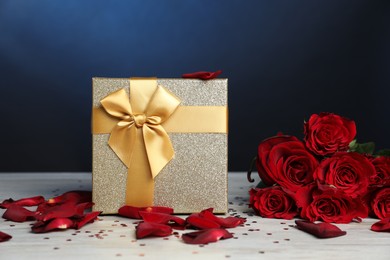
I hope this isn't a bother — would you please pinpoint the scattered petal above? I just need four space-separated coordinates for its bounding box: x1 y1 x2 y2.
37 202 79 222
36 202 51 214
47 191 92 205
182 228 233 244
295 220 347 238
139 212 186 226
199 208 246 228
118 205 174 219
75 202 94 216
186 214 220 229
136 222 172 239
2 205 36 222
75 211 101 229
182 70 222 80
32 218 74 233
371 218 390 232
0 196 45 209
0 231 12 242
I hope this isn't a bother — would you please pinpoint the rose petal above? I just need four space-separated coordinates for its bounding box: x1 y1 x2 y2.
0 231 12 242
186 214 220 229
182 70 222 80
118 205 174 219
47 191 92 205
139 212 186 226
371 218 390 232
0 196 45 209
31 218 74 233
74 202 94 216
2 205 36 222
136 222 172 239
37 202 79 222
295 220 347 238
199 208 246 228
182 228 233 244
36 202 51 214
75 211 101 229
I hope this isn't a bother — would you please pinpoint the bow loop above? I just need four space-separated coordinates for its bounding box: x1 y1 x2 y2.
100 88 133 119
145 86 181 123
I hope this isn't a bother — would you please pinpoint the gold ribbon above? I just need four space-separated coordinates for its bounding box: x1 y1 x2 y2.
93 78 227 207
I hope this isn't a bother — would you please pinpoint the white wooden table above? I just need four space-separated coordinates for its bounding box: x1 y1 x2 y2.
0 172 388 260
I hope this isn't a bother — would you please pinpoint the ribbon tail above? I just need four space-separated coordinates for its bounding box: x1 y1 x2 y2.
143 125 175 179
108 123 137 168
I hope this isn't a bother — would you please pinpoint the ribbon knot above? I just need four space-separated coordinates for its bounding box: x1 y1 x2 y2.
133 114 146 127
100 84 181 179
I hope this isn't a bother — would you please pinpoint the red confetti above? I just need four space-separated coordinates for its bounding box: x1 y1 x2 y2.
182 70 222 80
371 218 390 232
136 222 172 239
118 205 174 219
0 196 45 209
182 228 233 244
2 205 36 222
295 220 347 238
0 231 12 242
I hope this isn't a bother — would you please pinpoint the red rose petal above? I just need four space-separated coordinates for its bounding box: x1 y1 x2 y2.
37 202 79 222
182 228 233 244
182 70 222 80
0 231 12 242
31 218 74 233
136 222 172 239
75 202 94 215
295 220 347 238
36 202 51 214
139 212 186 226
371 218 390 232
199 208 246 228
0 196 45 209
2 205 36 222
186 214 221 229
75 211 101 229
118 205 174 219
47 191 92 205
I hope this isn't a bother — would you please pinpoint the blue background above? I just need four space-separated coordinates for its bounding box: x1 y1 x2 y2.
0 0 389 172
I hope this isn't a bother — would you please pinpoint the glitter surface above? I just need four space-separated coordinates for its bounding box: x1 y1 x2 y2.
92 77 228 214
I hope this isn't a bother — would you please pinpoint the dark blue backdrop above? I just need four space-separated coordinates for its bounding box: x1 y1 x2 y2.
0 0 389 172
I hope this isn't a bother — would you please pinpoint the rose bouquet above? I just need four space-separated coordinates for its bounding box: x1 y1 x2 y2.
248 113 390 234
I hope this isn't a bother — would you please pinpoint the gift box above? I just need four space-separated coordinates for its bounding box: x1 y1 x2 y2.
92 77 228 214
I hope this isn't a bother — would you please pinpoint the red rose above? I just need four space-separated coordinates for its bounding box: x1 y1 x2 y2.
304 113 356 156
371 187 390 220
296 185 368 223
256 135 319 191
314 152 374 198
369 156 390 186
249 186 297 219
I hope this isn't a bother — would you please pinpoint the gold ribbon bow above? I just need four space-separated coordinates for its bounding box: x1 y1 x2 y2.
100 85 180 179
97 78 180 206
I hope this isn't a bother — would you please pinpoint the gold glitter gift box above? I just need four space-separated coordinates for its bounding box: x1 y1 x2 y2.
92 77 228 214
